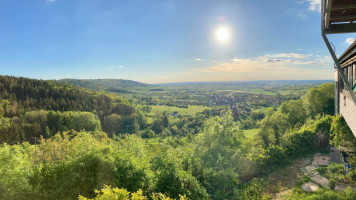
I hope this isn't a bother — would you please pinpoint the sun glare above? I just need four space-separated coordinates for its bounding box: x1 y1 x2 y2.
215 26 231 44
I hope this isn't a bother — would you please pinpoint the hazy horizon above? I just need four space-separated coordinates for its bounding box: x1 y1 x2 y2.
0 74 333 85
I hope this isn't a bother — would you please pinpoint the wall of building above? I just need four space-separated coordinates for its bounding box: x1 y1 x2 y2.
335 70 339 114
339 91 356 137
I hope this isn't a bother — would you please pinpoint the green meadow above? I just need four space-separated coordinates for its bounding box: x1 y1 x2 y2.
150 105 209 115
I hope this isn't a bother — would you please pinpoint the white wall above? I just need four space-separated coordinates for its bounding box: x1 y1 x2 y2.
339 91 356 137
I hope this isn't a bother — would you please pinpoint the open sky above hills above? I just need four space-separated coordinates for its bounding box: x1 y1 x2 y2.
0 0 355 83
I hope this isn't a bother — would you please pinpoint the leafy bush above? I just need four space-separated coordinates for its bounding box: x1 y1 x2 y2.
288 187 356 200
255 145 288 173
79 185 189 200
284 128 315 157
304 83 334 117
151 151 209 199
0 143 32 199
29 153 114 199
114 156 149 193
329 179 336 190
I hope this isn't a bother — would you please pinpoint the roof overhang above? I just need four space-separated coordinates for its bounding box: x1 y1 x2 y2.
339 39 356 64
322 0 356 34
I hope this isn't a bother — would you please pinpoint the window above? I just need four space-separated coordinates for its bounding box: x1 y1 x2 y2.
349 65 353 89
344 67 348 90
353 63 356 90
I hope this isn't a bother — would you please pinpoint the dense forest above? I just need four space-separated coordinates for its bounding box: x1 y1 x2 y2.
0 75 355 199
0 76 148 144
59 79 150 94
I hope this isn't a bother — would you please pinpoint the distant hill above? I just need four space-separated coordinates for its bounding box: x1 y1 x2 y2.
0 76 134 119
0 75 141 143
59 79 151 93
155 80 332 86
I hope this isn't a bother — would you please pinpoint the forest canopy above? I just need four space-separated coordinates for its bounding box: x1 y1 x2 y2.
0 76 355 199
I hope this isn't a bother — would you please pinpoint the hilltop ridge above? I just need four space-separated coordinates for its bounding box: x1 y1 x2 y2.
59 78 151 93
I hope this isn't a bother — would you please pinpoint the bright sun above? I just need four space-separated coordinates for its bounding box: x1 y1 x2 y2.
215 26 231 43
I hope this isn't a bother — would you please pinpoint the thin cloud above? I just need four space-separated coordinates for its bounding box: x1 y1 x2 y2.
297 14 307 19
46 0 55 2
105 65 124 72
143 53 333 83
266 53 312 59
306 0 321 12
180 53 333 81
346 38 356 45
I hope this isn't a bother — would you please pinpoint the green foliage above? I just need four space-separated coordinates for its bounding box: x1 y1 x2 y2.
304 83 334 117
236 178 268 200
27 132 116 199
288 187 356 200
114 156 149 193
260 111 288 147
250 111 265 121
103 114 122 137
0 117 24 144
329 178 336 190
279 99 307 128
242 128 260 139
192 113 248 199
255 145 288 173
312 115 333 148
0 75 139 143
0 76 134 118
151 113 170 135
284 128 316 156
29 153 114 199
79 185 132 200
322 162 350 183
330 116 356 181
60 79 149 93
330 115 355 148
0 143 31 199
0 110 102 144
151 150 209 199
79 185 189 200
0 78 349 199
150 105 209 116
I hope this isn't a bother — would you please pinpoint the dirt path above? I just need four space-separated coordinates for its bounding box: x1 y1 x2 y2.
267 157 312 199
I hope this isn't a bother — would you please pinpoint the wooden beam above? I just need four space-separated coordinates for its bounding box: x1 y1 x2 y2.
330 15 356 20
325 23 356 34
331 4 356 10
322 0 326 31
325 0 333 29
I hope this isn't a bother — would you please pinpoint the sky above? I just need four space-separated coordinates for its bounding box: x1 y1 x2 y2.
0 0 355 83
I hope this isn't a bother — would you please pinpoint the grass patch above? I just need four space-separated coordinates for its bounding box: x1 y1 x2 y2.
243 128 261 138
317 163 345 182
253 106 273 113
150 105 209 116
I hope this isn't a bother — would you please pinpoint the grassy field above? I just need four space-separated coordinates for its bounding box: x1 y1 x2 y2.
150 105 209 116
243 128 261 139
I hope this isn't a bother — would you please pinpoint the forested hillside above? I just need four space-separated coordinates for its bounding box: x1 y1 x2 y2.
59 78 150 93
0 75 144 144
0 77 355 199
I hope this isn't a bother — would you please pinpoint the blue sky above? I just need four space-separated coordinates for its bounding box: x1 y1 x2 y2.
0 0 355 83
